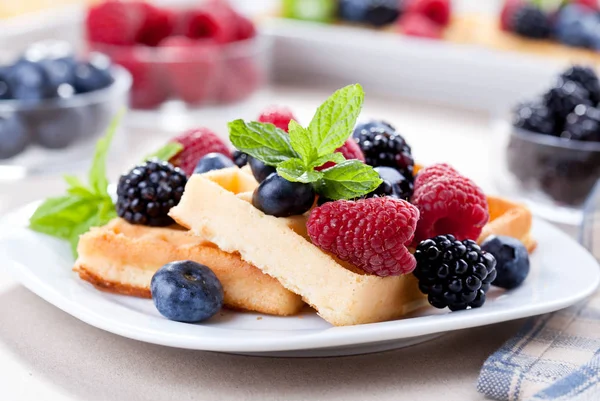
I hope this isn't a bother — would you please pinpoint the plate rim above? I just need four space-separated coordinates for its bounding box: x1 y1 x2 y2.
1 202 599 353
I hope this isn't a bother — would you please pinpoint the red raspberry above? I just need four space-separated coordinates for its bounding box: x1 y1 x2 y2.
86 1 147 45
169 128 231 176
318 138 365 170
405 0 452 27
159 36 220 105
216 56 262 103
411 164 489 245
107 47 170 109
136 4 176 46
398 13 443 39
414 163 459 187
234 14 257 41
307 197 420 277
257 106 296 132
178 1 237 44
575 0 599 11
499 0 525 31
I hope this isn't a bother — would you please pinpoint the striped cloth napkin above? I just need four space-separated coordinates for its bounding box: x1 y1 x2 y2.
477 183 600 401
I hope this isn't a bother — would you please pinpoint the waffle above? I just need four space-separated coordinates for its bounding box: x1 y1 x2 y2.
74 218 305 316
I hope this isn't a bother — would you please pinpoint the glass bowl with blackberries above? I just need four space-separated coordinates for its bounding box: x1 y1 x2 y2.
0 40 131 178
492 65 600 225
85 0 269 110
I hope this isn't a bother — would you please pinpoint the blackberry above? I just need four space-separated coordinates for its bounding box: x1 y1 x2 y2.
562 104 600 142
413 235 497 311
116 160 187 227
364 0 400 27
232 150 248 168
544 79 592 121
513 101 556 135
512 5 551 39
560 66 600 104
354 124 414 179
352 119 395 139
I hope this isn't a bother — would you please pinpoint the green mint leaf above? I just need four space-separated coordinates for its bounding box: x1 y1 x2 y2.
29 196 98 240
64 175 96 199
229 119 298 166
309 152 346 169
316 160 382 200
276 158 323 183
143 142 183 162
307 84 364 157
288 120 315 164
89 109 124 196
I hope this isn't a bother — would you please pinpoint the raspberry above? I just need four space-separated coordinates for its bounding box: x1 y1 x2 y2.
108 48 169 109
405 0 451 27
398 13 443 39
234 14 256 41
169 128 231 176
257 106 296 132
86 1 147 45
414 163 458 187
411 164 489 245
136 4 176 47
307 197 420 276
499 0 524 31
217 57 261 103
318 138 365 170
179 1 237 44
575 0 599 11
159 37 220 105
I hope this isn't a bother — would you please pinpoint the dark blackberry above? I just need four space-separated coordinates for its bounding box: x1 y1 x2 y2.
544 79 592 121
354 124 414 179
513 101 556 135
232 150 248 168
512 5 551 39
116 159 187 227
364 0 400 27
352 119 396 139
561 66 600 104
562 104 600 142
413 235 497 311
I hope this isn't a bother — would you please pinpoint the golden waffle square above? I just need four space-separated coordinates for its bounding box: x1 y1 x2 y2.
74 218 305 316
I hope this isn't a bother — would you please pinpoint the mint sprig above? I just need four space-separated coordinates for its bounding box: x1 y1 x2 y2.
29 111 124 256
228 84 382 200
143 142 183 162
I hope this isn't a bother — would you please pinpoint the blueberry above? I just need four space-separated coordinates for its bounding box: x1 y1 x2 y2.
31 107 86 149
480 235 530 290
248 156 276 183
39 57 77 99
151 261 224 323
6 60 50 102
554 5 597 48
339 0 367 22
0 115 29 159
368 166 413 200
0 68 12 99
193 152 234 174
352 119 396 139
252 173 316 217
73 53 114 93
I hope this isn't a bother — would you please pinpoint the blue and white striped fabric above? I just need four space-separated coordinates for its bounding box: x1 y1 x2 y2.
477 183 600 401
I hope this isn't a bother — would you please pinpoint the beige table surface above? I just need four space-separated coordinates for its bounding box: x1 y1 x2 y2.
0 85 538 400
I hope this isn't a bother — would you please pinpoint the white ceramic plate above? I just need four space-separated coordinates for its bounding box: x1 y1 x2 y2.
1 203 599 357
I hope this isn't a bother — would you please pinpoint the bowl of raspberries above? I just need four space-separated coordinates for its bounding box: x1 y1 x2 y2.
86 0 268 110
0 40 131 173
492 65 600 221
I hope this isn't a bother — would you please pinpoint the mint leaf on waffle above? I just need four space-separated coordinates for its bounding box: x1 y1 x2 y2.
228 84 381 200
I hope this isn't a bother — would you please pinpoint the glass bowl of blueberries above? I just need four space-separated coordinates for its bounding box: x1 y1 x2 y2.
492 65 600 226
0 40 131 178
85 1 269 110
